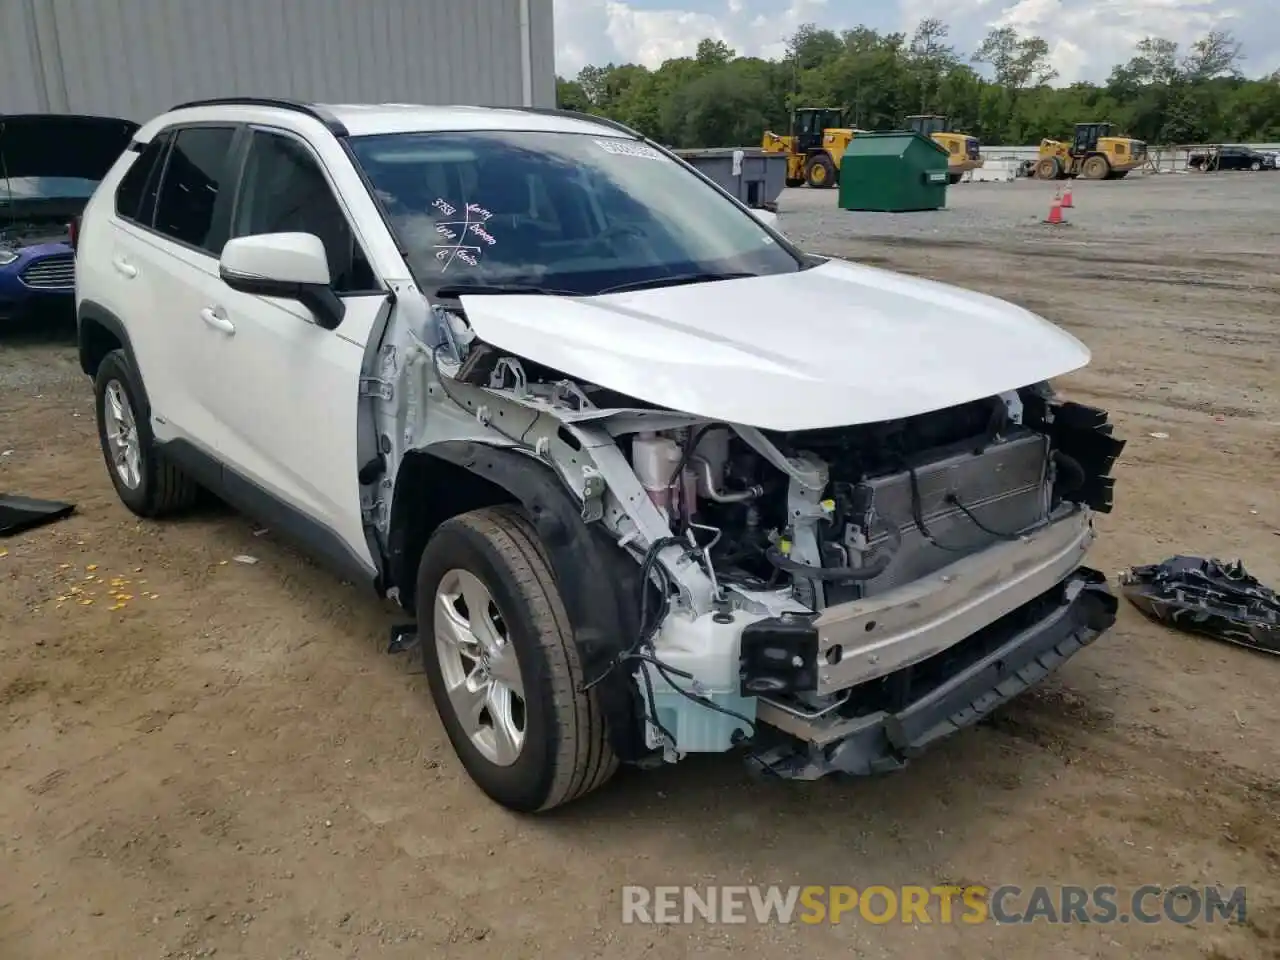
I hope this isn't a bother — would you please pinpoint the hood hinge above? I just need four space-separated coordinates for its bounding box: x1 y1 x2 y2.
360 377 394 401
361 494 386 526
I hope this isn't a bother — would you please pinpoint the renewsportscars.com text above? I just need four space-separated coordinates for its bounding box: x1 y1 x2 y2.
621 884 1247 926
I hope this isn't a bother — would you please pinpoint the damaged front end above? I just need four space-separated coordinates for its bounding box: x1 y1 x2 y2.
370 288 1127 779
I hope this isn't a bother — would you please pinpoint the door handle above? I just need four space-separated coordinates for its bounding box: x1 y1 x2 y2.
200 306 235 335
111 255 137 279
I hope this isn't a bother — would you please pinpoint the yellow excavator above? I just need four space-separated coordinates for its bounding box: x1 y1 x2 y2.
1034 122 1147 180
761 107 864 189
903 115 984 184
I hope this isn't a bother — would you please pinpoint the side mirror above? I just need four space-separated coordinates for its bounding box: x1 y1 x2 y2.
219 232 345 330
751 207 780 230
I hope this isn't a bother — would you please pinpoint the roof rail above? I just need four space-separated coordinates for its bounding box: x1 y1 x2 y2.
166 97 348 136
492 106 643 139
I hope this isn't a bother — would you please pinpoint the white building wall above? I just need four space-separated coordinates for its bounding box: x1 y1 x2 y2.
1 0 556 122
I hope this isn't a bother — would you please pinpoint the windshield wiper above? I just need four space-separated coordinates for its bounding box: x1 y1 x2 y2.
597 271 759 295
435 281 581 298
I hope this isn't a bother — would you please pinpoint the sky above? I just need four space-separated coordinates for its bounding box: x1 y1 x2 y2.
552 0 1279 85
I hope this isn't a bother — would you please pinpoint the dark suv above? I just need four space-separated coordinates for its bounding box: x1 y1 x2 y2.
1188 146 1275 172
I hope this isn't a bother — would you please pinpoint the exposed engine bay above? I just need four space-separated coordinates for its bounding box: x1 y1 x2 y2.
625 398 1058 611
0 218 73 248
372 295 1125 777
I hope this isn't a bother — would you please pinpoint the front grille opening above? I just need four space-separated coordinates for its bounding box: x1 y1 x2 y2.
19 253 76 290
840 579 1069 718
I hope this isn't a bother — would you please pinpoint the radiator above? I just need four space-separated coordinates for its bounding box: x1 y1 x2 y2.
840 431 1052 599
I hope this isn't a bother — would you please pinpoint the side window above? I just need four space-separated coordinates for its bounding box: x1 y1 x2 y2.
153 126 237 255
230 130 376 293
114 133 169 223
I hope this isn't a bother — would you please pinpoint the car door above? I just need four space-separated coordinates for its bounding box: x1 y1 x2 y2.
95 130 170 393
115 124 242 451
200 126 388 575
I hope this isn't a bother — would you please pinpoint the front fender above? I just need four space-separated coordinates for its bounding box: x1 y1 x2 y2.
402 441 648 762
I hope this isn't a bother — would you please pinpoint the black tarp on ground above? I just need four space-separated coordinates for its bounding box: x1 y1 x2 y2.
0 494 75 537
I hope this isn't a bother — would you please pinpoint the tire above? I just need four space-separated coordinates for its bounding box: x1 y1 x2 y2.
784 176 805 188
416 505 618 812
1081 155 1110 180
948 172 962 185
804 153 836 189
1034 157 1061 180
93 348 198 518
1250 161 1261 171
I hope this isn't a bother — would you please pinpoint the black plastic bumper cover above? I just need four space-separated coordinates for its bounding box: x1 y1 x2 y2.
820 568 1118 776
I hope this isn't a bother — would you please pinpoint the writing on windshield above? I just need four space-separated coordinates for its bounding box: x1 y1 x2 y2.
430 198 499 270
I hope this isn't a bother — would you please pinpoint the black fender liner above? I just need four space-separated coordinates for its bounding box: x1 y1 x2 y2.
413 441 649 762
76 300 152 417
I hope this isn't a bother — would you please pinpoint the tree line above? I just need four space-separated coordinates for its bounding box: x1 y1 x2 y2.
555 22 1280 149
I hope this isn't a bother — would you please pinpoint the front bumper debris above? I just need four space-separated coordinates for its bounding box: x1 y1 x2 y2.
1122 555 1279 656
751 567 1118 779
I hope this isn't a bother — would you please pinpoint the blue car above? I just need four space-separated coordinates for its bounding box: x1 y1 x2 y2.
1 114 138 322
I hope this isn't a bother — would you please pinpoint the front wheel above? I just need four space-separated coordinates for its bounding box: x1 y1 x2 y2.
1035 156 1061 180
1250 161 1262 171
416 506 618 812
804 153 836 188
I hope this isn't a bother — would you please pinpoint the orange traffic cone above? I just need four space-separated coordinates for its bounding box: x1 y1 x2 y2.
1061 184 1074 208
1044 195 1064 224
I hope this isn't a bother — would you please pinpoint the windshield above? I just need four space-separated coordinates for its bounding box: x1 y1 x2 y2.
347 130 801 295
1 176 100 203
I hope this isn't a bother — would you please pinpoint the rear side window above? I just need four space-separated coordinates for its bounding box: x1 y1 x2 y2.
114 134 169 223
153 126 237 255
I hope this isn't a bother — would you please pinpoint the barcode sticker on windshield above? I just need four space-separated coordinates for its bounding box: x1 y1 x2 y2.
594 139 667 161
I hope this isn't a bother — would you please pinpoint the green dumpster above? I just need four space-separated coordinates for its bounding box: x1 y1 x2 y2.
837 131 949 212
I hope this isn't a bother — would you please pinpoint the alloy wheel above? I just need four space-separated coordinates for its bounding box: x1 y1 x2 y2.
433 568 527 766
103 379 142 490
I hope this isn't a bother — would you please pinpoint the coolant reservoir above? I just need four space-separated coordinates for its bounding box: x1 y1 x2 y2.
632 432 682 515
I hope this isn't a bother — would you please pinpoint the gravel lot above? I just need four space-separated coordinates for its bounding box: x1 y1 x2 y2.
2 171 1278 960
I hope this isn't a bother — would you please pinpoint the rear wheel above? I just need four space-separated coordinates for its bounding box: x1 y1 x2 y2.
804 153 836 189
784 176 805 188
93 349 198 518
948 172 963 185
416 506 618 812
1081 154 1110 180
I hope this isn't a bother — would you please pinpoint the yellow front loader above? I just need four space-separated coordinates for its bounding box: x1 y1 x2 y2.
902 115 984 184
1034 122 1147 180
761 107 862 189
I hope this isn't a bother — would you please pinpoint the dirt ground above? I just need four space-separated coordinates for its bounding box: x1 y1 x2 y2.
2 173 1278 960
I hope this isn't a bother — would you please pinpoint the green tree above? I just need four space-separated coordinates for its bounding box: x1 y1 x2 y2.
971 27 1057 88
559 24 1278 150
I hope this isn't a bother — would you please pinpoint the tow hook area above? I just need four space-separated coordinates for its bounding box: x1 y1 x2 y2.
748 569 1118 780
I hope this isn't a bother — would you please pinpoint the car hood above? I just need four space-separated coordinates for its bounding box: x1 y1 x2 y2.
0 113 138 180
458 258 1091 431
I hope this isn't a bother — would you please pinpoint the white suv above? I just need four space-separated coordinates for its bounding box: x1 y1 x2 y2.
75 98 1126 812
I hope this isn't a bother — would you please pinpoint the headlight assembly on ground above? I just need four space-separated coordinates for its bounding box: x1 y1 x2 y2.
620 884 1248 926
